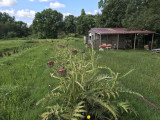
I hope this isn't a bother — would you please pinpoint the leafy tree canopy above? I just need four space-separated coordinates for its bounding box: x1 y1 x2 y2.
0 12 29 39
76 13 95 35
64 15 76 34
81 9 86 16
32 9 63 39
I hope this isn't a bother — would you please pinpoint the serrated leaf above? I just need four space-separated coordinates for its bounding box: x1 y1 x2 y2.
41 112 50 118
74 109 87 113
71 118 78 120
72 113 84 118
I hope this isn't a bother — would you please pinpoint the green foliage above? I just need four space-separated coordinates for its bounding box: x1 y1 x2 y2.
64 15 76 34
0 12 29 39
95 13 104 28
81 9 86 16
76 13 95 35
100 0 128 27
122 0 160 32
32 9 63 39
98 0 160 32
37 45 140 120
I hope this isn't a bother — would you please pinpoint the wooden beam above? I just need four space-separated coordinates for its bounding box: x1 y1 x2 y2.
117 34 119 50
134 34 136 50
151 33 154 50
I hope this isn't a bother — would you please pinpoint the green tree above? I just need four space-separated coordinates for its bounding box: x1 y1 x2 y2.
64 15 76 34
99 0 128 27
122 0 160 32
95 13 104 28
14 21 29 37
76 9 95 35
81 9 86 16
0 12 29 39
0 12 15 23
32 9 63 39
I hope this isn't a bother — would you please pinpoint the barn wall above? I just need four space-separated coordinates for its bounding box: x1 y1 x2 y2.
107 34 130 49
89 31 132 49
93 39 100 49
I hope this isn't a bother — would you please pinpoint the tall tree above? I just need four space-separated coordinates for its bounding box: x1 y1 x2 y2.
32 9 63 39
76 9 95 35
95 13 104 28
14 21 29 37
76 14 95 35
81 9 86 16
0 12 29 39
99 0 128 27
122 0 160 32
64 15 76 34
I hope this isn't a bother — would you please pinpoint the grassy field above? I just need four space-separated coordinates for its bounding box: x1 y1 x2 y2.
0 38 160 120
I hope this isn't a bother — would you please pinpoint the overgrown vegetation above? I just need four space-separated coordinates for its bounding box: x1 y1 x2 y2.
1 38 160 120
37 44 141 120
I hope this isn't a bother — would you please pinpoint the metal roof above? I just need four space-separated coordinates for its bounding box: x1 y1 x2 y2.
90 28 155 34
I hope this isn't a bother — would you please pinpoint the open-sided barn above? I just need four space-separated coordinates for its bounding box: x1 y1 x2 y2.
87 28 155 50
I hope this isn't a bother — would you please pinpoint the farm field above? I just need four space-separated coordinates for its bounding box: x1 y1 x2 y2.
0 37 160 120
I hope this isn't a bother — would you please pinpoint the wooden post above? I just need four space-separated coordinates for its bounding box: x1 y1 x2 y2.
151 34 154 50
143 34 145 47
134 34 136 50
100 34 102 45
117 34 119 50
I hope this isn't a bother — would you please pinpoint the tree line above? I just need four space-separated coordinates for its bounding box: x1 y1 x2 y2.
0 12 30 39
0 0 160 39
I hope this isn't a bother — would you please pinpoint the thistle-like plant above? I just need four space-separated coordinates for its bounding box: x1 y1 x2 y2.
37 43 142 120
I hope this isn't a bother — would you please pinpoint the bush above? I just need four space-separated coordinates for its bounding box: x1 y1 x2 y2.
6 32 17 38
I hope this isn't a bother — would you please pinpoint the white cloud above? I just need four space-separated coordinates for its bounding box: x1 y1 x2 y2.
0 9 15 16
0 9 35 26
29 0 34 2
16 9 36 18
39 0 52 2
0 9 35 18
0 0 17 7
49 2 65 8
63 13 71 18
94 10 101 14
86 12 92 15
26 20 33 26
86 10 102 15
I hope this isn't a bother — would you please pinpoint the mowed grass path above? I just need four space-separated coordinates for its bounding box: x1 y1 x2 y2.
97 50 160 120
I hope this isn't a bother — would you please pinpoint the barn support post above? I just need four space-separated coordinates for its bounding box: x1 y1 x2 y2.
117 34 119 50
151 33 154 50
100 34 102 45
134 34 137 50
143 34 145 47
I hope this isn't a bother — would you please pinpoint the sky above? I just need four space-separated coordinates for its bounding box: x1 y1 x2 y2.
0 0 101 26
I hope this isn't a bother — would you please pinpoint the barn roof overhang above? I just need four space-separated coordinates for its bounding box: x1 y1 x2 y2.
90 28 156 35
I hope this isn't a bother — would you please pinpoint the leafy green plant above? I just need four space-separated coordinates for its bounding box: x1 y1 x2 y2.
37 45 142 120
